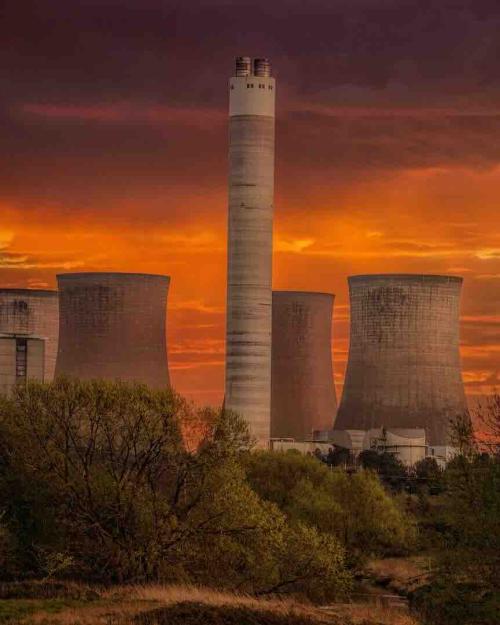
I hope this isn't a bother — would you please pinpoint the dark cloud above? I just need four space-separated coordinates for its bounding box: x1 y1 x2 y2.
1 0 499 212
1 0 499 105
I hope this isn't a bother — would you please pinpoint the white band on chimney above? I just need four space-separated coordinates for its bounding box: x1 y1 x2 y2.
229 76 275 117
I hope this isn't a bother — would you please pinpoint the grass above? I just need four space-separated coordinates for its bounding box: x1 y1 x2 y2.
362 557 430 595
0 582 422 625
0 599 90 624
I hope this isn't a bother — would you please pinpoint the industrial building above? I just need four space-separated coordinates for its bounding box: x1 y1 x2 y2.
271 427 427 467
225 56 275 445
335 274 468 445
271 291 337 440
0 289 59 393
0 335 45 395
55 272 170 388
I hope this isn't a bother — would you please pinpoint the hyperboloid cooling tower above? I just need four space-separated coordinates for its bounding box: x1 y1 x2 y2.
225 56 275 444
335 274 467 445
55 273 170 388
0 289 59 381
271 291 338 440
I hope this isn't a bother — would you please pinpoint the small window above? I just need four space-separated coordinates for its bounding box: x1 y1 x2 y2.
230 84 234 90
268 85 273 90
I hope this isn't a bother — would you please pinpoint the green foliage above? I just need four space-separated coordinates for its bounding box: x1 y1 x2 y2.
414 457 444 495
412 416 500 625
0 378 351 602
0 377 185 581
358 450 407 489
411 579 500 625
243 451 415 567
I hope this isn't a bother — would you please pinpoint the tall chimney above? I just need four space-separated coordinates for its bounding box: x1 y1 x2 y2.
225 57 276 445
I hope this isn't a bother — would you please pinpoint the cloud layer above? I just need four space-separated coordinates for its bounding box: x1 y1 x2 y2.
1 0 498 402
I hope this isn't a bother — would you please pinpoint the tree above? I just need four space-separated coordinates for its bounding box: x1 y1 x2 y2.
474 394 500 455
326 446 351 467
0 378 352 601
414 457 444 494
243 451 415 567
412 415 500 625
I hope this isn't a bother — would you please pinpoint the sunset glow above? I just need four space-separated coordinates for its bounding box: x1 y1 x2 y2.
1 1 498 406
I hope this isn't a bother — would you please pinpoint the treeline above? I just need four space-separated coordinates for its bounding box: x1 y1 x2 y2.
0 379 498 624
0 378 414 602
410 401 500 625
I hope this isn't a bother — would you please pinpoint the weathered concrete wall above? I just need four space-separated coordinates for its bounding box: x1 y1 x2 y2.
335 274 467 445
55 272 170 388
0 337 16 394
0 336 45 395
0 289 59 380
225 58 275 445
271 291 337 440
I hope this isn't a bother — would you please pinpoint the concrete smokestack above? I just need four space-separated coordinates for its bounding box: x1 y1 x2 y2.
225 57 275 445
55 272 170 388
0 289 59 381
335 274 467 445
271 291 338 440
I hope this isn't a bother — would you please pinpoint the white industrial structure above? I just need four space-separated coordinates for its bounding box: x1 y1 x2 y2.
225 57 276 445
272 427 430 467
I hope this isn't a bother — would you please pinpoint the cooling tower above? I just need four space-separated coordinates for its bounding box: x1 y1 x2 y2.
335 274 467 445
0 289 59 380
271 291 338 440
55 273 170 388
225 57 275 445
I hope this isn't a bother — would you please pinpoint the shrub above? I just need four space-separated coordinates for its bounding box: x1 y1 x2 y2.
243 451 415 566
0 379 351 601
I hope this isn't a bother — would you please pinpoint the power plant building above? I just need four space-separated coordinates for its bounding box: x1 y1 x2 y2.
55 272 170 388
271 291 337 440
335 274 467 445
0 289 59 389
225 57 275 444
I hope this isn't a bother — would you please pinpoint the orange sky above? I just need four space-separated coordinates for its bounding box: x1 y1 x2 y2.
1 1 498 407
1 159 499 406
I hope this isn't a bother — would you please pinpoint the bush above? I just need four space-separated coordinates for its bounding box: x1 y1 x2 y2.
413 434 500 624
243 451 415 567
0 379 351 602
411 579 500 625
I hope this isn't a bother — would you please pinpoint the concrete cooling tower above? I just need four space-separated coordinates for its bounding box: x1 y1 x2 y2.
225 56 275 445
335 274 467 445
271 291 337 440
55 273 170 388
0 289 59 381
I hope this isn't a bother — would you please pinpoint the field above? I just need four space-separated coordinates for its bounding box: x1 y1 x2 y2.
0 582 421 625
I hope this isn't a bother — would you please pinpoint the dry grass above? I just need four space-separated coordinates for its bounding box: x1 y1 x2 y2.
5 583 422 625
324 603 420 625
364 558 429 583
24 585 329 625
362 557 430 596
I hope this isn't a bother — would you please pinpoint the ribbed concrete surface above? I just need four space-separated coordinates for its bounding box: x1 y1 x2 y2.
55 272 170 388
0 289 59 380
271 291 337 440
225 63 275 444
336 274 467 445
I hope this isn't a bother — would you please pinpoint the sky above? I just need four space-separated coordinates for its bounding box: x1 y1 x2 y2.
1 0 499 406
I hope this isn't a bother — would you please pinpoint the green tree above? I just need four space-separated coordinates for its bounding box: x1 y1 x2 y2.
0 379 351 601
412 412 500 625
358 449 407 489
243 451 415 567
414 457 444 494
